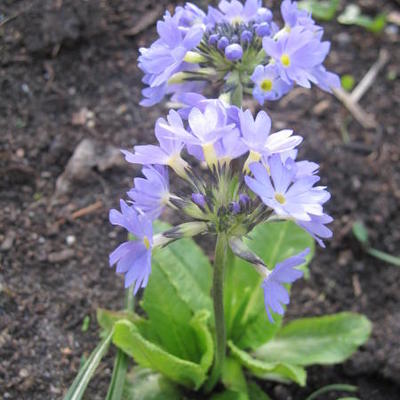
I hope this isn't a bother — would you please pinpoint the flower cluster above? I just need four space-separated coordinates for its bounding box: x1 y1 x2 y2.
138 0 340 107
110 99 332 320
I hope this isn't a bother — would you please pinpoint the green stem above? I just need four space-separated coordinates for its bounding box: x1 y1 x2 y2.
205 233 228 392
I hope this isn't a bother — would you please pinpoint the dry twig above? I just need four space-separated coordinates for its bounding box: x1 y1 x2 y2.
333 49 390 130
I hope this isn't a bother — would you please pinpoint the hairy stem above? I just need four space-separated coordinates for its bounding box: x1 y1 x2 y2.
205 233 228 392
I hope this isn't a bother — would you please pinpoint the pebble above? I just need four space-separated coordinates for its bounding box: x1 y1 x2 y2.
66 235 76 246
1 231 16 252
48 249 75 263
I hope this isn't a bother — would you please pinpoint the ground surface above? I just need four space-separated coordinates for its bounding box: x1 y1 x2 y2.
0 0 399 399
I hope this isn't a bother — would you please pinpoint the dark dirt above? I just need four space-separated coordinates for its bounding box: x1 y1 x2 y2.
0 0 399 399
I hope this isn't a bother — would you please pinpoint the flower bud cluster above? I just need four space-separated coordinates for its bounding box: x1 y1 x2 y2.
138 0 340 107
110 98 332 319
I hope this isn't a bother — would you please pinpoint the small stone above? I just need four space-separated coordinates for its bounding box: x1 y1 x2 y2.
1 231 16 252
48 249 75 263
19 368 29 378
66 235 76 246
16 148 25 158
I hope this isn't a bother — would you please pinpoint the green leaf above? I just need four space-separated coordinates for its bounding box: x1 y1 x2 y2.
341 75 355 92
141 237 212 360
352 221 369 245
298 0 340 21
338 5 386 33
106 349 128 400
226 221 314 350
97 308 138 333
211 390 248 400
228 341 307 386
367 248 400 267
247 381 272 400
112 319 208 389
123 367 182 400
190 310 214 373
254 313 372 366
64 330 113 400
221 357 248 395
304 384 357 400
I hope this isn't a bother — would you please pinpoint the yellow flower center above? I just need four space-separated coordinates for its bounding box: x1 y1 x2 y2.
260 79 273 92
274 193 286 204
280 54 290 67
202 142 218 168
243 150 262 173
231 16 243 25
143 236 150 250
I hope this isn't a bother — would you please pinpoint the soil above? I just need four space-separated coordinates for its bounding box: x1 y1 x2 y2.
0 0 399 399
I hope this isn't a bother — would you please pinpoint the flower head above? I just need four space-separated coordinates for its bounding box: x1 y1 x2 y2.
262 248 309 321
127 165 170 220
263 26 331 89
245 155 332 245
239 109 302 169
109 200 153 294
122 110 189 178
251 64 292 104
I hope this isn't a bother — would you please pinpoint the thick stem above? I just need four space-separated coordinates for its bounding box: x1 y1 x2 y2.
205 233 228 392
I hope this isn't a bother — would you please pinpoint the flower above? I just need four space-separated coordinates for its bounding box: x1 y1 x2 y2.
263 26 331 89
127 165 170 220
138 10 204 103
251 64 292 104
245 155 332 245
122 110 189 178
159 102 238 166
280 0 316 31
262 248 309 321
297 213 333 248
207 0 264 26
239 109 302 168
109 200 153 294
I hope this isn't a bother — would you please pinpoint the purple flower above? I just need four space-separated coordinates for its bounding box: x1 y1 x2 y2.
311 65 341 93
280 0 316 30
245 155 330 222
138 11 203 94
127 165 170 220
263 26 331 88
207 0 263 25
109 200 153 294
251 64 292 104
262 249 309 322
239 109 302 168
297 214 333 248
255 22 271 37
122 110 189 178
159 102 238 166
225 43 243 61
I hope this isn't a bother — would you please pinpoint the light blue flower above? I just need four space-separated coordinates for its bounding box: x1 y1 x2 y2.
109 200 153 294
251 64 292 104
262 249 309 321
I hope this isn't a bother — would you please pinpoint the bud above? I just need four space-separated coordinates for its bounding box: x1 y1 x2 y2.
229 237 267 275
255 22 271 37
163 221 208 239
225 44 243 61
217 36 229 51
183 51 207 64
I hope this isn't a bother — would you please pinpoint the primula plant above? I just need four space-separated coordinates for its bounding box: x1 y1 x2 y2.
65 2 371 399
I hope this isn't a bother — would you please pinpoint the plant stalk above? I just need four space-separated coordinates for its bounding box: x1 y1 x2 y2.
205 233 228 392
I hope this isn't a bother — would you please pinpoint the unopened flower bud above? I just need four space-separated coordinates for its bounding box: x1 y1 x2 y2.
217 36 229 51
209 33 219 46
257 8 273 23
256 22 271 37
231 34 239 43
192 193 206 209
225 44 243 61
240 30 253 44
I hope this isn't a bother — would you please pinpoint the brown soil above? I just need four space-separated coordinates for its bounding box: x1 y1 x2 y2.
1 1 399 399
